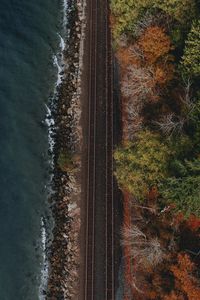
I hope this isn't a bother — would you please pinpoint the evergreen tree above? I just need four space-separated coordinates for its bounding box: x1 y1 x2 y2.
181 20 200 77
160 158 200 217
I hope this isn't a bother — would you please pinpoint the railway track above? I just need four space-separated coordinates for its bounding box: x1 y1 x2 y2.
84 0 114 299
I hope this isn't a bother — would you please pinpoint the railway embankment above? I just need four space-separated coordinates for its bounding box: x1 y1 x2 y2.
46 0 86 298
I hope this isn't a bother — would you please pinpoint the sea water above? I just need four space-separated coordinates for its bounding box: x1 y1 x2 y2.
0 0 65 299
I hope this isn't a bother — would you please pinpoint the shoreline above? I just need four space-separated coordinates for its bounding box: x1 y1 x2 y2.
46 0 86 298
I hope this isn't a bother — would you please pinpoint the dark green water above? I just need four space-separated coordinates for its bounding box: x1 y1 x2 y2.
0 0 63 298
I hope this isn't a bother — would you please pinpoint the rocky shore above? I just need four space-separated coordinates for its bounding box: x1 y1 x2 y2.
46 0 86 299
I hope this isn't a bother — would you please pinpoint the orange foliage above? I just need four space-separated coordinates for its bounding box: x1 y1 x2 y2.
138 26 173 64
154 63 175 85
164 291 184 300
173 212 184 227
147 290 157 299
187 214 200 231
170 254 200 300
116 46 140 70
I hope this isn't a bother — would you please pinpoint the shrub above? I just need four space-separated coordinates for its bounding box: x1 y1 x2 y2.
114 130 171 201
57 150 74 172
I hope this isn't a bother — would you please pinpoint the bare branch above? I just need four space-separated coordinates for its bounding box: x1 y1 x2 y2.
155 113 185 137
132 204 157 214
121 225 164 268
121 65 157 101
180 79 195 115
129 44 145 61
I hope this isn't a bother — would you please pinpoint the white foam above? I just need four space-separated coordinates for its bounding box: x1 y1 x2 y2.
58 33 65 52
63 0 68 26
45 104 55 154
53 55 63 87
39 218 49 300
45 104 51 116
39 1 69 297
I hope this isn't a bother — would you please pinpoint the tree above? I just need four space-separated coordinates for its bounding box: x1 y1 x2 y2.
170 253 200 300
114 130 171 200
116 45 142 70
154 0 197 25
121 65 159 103
181 20 200 77
154 63 175 85
160 158 200 217
122 225 164 268
110 0 152 38
111 0 197 39
123 98 144 140
138 26 173 64
133 11 170 38
186 214 200 231
155 113 185 137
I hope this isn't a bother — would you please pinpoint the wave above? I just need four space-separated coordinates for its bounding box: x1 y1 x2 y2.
45 103 55 155
53 55 63 87
58 33 65 52
63 0 68 27
40 1 68 298
45 31 66 154
39 218 49 300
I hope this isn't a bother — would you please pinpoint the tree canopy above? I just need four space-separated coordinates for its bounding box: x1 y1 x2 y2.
111 0 197 38
160 158 200 217
181 20 200 77
114 130 171 201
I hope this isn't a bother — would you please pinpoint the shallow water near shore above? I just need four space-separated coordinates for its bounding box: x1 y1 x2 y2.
0 0 64 298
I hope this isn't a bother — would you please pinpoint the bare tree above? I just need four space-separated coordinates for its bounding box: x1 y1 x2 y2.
122 225 146 244
134 12 156 37
124 99 144 140
122 225 164 268
180 79 195 116
180 79 192 106
154 80 195 137
121 65 157 101
134 11 172 37
155 113 185 137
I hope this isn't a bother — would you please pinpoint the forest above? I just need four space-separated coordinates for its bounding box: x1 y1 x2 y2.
111 0 200 299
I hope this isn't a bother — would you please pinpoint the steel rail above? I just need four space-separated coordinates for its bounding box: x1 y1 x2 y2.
84 0 114 299
104 0 115 298
109 5 115 299
105 0 109 296
111 26 115 300
105 0 115 298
